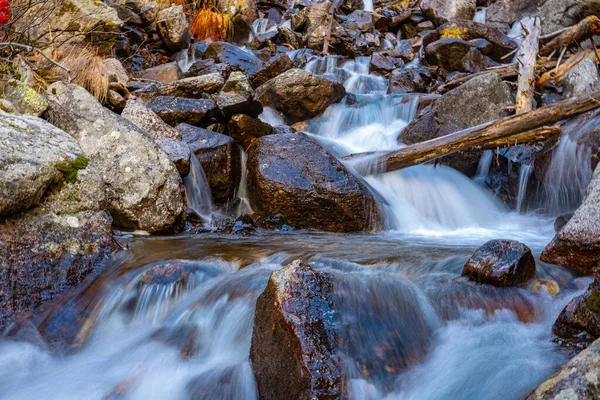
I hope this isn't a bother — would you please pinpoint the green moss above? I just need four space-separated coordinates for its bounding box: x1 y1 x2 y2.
56 156 89 183
440 27 467 39
211 177 229 189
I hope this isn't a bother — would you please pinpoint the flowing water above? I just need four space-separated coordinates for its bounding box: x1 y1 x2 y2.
0 55 594 400
183 156 213 222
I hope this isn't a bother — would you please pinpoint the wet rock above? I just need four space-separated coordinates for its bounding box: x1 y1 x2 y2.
132 62 182 84
425 38 493 73
541 164 600 273
132 73 225 102
436 21 518 61
156 6 190 51
420 0 476 26
47 82 185 233
177 123 241 203
152 324 200 360
216 72 263 118
526 336 600 399
148 96 217 127
292 2 331 50
552 276 600 350
12 0 123 52
255 69 346 124
250 260 343 400
216 0 258 39
0 210 114 330
370 52 405 76
203 42 264 75
487 0 575 35
3 80 49 116
400 72 512 175
187 365 252 400
554 213 574 233
121 100 191 176
0 111 84 217
109 3 142 25
388 68 426 94
139 1 159 24
563 57 600 98
182 59 231 79
247 132 381 232
249 53 293 89
462 239 536 287
231 214 257 236
345 10 373 32
141 261 198 286
227 114 273 149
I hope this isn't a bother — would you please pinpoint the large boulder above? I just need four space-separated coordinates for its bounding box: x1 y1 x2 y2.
541 163 600 273
0 111 85 217
526 336 600 399
215 71 263 118
425 38 493 73
250 260 343 400
11 0 123 52
461 239 536 287
400 72 512 175
553 275 600 350
227 114 273 149
255 69 346 124
249 54 293 89
177 123 240 203
121 100 191 176
47 82 185 233
0 210 114 330
563 57 600 98
156 6 190 51
148 96 217 127
246 132 381 232
3 80 49 116
420 0 476 26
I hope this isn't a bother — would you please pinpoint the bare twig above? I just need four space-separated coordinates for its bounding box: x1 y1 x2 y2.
0 42 71 82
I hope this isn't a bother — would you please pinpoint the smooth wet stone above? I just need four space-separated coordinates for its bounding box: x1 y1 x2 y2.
527 336 600 399
247 132 381 232
462 240 536 287
215 72 262 118
250 260 343 400
47 82 185 233
255 69 346 124
553 275 600 350
541 163 600 273
148 96 217 127
249 53 293 89
202 42 264 75
177 123 241 203
227 114 273 149
0 111 84 217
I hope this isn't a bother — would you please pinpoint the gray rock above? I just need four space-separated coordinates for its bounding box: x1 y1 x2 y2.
0 111 84 218
3 80 49 116
541 163 600 273
216 71 262 118
132 62 182 84
156 6 190 51
255 69 346 124
420 0 476 26
388 68 426 94
249 53 293 89
140 1 159 24
563 57 600 98
526 336 600 399
104 58 129 86
461 239 536 287
148 96 217 126
121 100 191 176
132 73 225 102
202 42 264 75
177 123 240 202
486 0 579 35
47 82 185 233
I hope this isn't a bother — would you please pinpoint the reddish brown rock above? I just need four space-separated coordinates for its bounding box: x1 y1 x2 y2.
250 260 343 400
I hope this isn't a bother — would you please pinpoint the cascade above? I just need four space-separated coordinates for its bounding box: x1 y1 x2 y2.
235 147 253 216
473 7 487 24
516 164 534 213
183 156 213 222
474 150 494 184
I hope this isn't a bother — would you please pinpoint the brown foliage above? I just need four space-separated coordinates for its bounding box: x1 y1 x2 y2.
189 7 233 42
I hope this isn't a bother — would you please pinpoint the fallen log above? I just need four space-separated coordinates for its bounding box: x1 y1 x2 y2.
342 91 600 174
537 49 596 90
515 16 541 114
475 125 560 149
540 16 600 56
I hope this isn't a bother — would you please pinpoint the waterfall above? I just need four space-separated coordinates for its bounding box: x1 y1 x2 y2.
176 49 196 73
474 150 493 184
305 56 388 94
473 7 487 24
516 164 534 213
542 136 593 216
235 147 253 216
183 156 213 222
259 107 286 126
363 0 373 12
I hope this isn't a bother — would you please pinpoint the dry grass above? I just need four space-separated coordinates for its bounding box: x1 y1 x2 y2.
47 45 109 102
189 7 233 42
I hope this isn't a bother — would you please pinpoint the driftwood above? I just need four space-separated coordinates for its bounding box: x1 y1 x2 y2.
515 16 541 114
536 49 596 89
540 16 600 56
343 91 600 174
321 0 343 55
